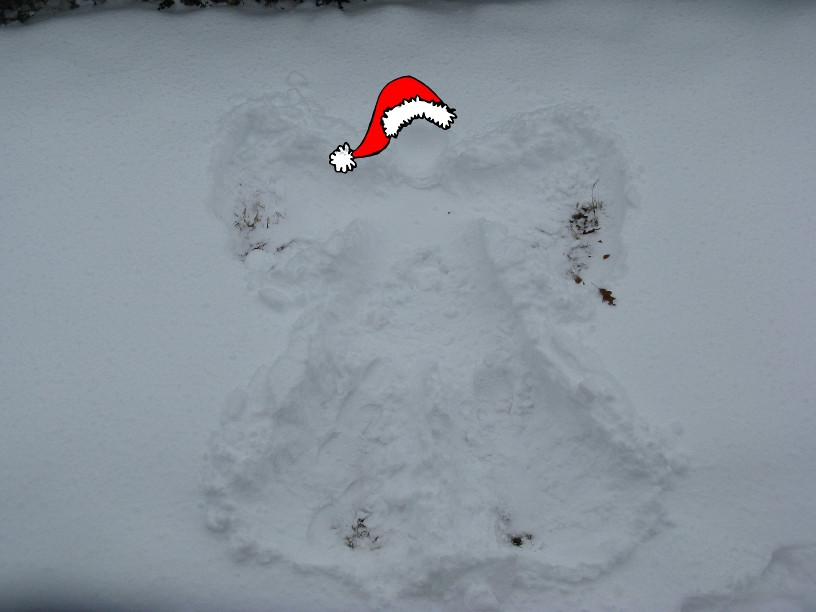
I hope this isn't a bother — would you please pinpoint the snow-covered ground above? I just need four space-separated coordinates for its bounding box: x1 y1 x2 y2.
2 2 815 610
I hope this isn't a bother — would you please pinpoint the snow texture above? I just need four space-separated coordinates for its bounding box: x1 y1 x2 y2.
681 545 816 612
3 3 816 610
204 81 678 602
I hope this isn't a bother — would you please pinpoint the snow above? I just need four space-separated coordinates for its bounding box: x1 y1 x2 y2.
2 2 816 611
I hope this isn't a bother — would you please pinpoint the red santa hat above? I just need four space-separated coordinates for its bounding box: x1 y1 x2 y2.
330 76 456 173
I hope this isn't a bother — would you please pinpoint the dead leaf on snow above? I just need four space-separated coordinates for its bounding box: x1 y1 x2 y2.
598 287 616 306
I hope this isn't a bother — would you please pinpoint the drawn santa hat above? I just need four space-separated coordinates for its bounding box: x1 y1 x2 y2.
330 76 456 173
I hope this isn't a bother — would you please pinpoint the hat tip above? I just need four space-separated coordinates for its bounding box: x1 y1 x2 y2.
330 142 356 173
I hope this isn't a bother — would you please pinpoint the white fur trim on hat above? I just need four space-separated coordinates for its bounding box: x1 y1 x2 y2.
381 97 456 138
330 142 356 173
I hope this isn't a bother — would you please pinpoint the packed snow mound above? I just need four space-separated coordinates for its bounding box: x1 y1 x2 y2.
681 545 816 612
204 74 678 603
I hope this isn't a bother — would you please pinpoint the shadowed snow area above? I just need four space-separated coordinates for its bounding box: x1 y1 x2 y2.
681 545 816 612
203 75 679 601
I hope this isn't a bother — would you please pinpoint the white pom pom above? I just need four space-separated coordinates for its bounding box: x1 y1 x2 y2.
330 143 356 173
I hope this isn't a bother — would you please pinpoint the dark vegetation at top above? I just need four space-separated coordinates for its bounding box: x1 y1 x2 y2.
2 0 361 25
